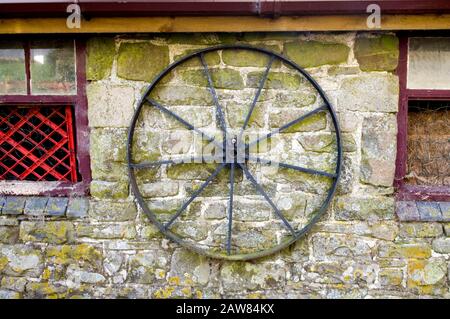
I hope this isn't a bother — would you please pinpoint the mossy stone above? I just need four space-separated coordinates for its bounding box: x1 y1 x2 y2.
174 50 221 68
284 40 350 68
354 35 399 71
247 71 302 90
180 68 244 90
270 111 326 133
167 163 218 180
20 221 74 244
225 101 265 128
150 85 214 106
87 37 115 80
46 244 103 271
117 42 169 82
90 180 129 200
222 46 280 68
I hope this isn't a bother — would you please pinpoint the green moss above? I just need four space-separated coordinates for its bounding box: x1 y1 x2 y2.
90 180 129 200
117 42 169 81
20 221 74 244
174 50 221 67
222 46 281 67
0 256 8 272
270 112 327 133
180 68 244 90
354 35 399 72
167 163 218 180
46 244 102 270
247 71 302 90
284 40 350 68
87 37 115 80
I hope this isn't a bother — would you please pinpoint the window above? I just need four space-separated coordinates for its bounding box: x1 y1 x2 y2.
396 35 450 201
0 39 90 196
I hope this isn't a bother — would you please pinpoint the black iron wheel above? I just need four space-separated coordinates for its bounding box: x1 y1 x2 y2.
127 44 342 260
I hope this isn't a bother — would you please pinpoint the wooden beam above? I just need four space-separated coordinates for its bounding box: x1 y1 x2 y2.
1 15 450 34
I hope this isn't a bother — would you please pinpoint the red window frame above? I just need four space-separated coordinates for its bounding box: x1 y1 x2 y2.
395 32 450 202
0 37 90 196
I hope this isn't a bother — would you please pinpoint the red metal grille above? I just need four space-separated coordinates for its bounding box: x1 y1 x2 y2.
0 105 78 182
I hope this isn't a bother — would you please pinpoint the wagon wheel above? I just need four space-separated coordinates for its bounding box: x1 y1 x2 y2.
127 44 342 260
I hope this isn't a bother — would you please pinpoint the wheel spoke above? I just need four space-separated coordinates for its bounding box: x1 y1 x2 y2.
226 163 235 255
145 97 224 150
247 156 336 178
239 164 296 236
199 53 228 134
164 163 226 229
238 55 275 140
130 155 222 169
246 105 327 149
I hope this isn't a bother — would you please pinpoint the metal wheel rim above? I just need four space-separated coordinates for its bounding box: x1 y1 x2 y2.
127 44 343 261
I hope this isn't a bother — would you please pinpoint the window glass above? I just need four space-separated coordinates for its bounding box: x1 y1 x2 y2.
0 42 27 94
408 37 450 89
31 40 76 94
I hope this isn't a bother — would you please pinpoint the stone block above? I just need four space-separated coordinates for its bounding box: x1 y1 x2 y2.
338 74 399 112
180 68 244 90
90 180 129 200
379 268 403 287
89 201 137 222
334 196 395 221
416 202 443 221
76 222 136 239
66 198 89 218
444 223 450 236
407 258 447 288
284 40 350 68
247 71 302 90
222 46 280 67
311 233 373 261
396 201 420 221
150 85 214 106
220 261 286 291
174 49 220 67
128 250 169 284
439 202 450 221
399 222 443 238
46 243 103 271
44 197 68 217
87 83 135 128
20 221 75 244
0 197 5 212
432 238 450 254
90 128 129 181
0 226 19 244
360 114 397 187
0 245 44 277
117 42 169 82
269 109 327 133
87 37 115 80
140 181 179 198
24 197 48 216
168 249 212 286
354 34 399 71
377 242 432 260
2 197 25 215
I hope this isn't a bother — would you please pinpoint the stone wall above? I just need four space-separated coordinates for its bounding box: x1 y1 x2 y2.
0 32 449 299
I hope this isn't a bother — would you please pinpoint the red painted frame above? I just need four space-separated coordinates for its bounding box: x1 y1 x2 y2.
395 33 450 202
0 38 91 196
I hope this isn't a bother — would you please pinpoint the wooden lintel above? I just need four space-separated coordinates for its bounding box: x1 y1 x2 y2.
1 15 450 34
